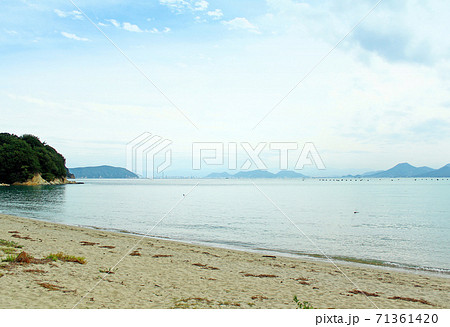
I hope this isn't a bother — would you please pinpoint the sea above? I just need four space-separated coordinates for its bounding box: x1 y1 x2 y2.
0 178 449 275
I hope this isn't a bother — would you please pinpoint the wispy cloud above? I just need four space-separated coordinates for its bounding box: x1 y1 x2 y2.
122 22 144 33
207 9 223 19
159 0 209 13
105 19 143 32
352 27 433 64
104 19 169 33
54 9 83 20
105 19 121 28
194 0 208 11
222 17 259 33
61 31 89 41
5 30 18 36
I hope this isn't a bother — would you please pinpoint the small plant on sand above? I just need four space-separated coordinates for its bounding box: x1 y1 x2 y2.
1 247 17 254
0 239 22 248
2 254 17 262
45 252 86 264
293 295 314 309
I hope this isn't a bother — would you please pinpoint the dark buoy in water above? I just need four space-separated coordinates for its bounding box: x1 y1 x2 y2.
354 211 359 214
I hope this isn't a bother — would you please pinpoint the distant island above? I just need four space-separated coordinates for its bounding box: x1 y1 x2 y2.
205 170 307 179
0 133 72 185
205 163 450 179
345 163 450 178
69 165 138 179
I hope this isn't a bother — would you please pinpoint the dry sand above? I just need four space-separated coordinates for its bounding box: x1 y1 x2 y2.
0 214 448 309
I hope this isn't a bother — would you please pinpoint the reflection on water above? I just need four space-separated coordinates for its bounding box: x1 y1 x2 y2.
0 185 66 220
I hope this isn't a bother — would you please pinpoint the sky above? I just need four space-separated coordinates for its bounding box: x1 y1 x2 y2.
1 0 449 176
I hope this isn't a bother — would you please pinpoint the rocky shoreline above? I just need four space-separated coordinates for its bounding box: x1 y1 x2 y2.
1 174 83 186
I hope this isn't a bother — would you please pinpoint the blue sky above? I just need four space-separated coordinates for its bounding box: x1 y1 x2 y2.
1 0 450 176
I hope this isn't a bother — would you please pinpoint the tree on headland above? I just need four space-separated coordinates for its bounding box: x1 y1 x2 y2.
0 133 68 184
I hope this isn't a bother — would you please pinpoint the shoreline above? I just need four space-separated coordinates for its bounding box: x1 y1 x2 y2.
84 224 450 278
1 214 449 309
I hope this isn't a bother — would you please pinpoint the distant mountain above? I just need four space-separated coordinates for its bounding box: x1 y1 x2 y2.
205 172 233 179
233 170 275 178
367 163 434 178
205 170 308 179
69 165 138 179
360 170 384 177
342 170 384 178
415 164 450 177
275 171 307 178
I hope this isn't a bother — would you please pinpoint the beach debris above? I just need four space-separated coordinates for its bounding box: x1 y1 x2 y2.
192 263 219 270
24 268 47 274
11 234 33 240
262 255 277 258
173 297 240 309
99 268 115 274
291 277 310 285
218 301 241 307
80 241 99 246
37 282 62 291
152 254 173 258
202 251 220 257
45 252 86 264
348 289 379 297
37 281 76 294
251 295 268 301
15 252 34 264
241 273 278 278
8 231 20 234
388 296 433 306
99 245 115 249
174 297 213 308
129 250 141 256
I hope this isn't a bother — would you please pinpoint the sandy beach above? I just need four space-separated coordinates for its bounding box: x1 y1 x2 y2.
0 214 448 309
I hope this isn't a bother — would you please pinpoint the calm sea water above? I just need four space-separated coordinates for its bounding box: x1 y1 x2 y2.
0 179 449 273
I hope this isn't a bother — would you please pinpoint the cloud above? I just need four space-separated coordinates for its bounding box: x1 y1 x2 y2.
159 0 190 13
5 30 18 36
60 31 89 41
352 28 433 64
105 19 144 33
106 19 120 28
222 17 259 33
148 27 171 34
207 9 223 19
122 22 143 33
409 119 450 141
159 0 209 13
54 9 83 20
194 1 208 11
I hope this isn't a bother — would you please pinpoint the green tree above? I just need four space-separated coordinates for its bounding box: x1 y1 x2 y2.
0 133 68 184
